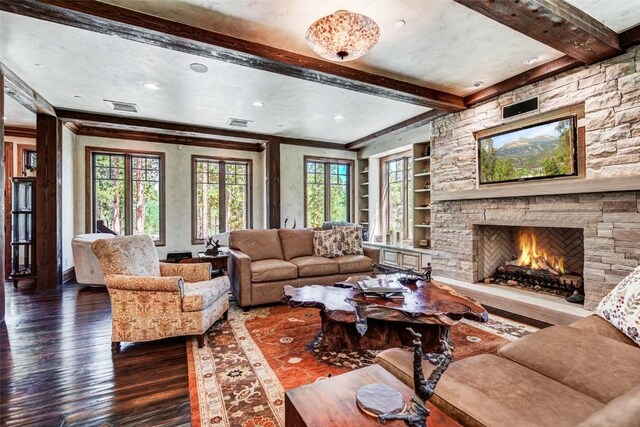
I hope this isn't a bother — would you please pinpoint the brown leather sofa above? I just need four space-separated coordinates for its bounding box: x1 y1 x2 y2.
228 228 380 308
375 314 640 427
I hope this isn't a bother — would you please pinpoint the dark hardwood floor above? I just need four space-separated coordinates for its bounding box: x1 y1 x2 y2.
1 281 191 426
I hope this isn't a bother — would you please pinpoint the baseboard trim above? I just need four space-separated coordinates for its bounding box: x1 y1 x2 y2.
63 267 76 284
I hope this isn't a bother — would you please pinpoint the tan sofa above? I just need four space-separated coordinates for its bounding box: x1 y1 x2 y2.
375 314 640 427
228 228 379 308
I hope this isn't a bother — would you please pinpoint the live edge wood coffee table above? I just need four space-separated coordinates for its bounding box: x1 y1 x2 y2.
282 280 488 352
285 364 413 427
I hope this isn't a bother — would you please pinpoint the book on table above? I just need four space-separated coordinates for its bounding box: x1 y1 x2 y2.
359 278 408 299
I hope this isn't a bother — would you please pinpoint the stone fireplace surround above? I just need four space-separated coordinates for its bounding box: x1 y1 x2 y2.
432 191 640 310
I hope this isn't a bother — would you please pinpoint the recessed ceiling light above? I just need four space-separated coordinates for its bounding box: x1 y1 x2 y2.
472 81 483 88
278 124 284 127
190 63 209 73
142 82 160 91
334 115 345 121
74 95 83 99
34 63 43 68
252 101 264 107
394 20 406 28
523 56 539 65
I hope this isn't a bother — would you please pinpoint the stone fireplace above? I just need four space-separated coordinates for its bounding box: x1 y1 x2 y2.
476 225 584 303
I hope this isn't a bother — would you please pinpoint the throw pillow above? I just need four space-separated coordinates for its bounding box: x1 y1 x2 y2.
595 265 640 346
313 229 342 258
334 226 364 255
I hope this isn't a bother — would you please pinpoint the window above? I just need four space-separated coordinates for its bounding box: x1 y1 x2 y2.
192 156 252 242
89 148 164 244
383 153 413 240
304 157 353 228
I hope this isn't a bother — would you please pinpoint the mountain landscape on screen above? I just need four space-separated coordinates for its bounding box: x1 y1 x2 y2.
479 118 575 184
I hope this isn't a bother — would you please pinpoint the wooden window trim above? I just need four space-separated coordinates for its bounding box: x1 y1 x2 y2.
16 143 36 177
191 155 253 244
303 156 355 228
85 146 166 246
380 150 412 240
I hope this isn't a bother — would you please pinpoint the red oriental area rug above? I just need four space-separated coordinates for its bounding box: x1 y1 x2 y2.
187 303 538 427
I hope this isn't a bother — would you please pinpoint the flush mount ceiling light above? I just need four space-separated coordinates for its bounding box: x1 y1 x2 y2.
334 115 345 121
189 63 209 73
142 82 160 91
306 10 380 61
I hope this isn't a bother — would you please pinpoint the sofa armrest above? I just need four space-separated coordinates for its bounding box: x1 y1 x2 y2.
227 248 252 307
105 274 184 293
364 245 380 265
160 262 211 282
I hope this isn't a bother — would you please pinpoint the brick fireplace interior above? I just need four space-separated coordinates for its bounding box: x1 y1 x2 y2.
476 225 585 305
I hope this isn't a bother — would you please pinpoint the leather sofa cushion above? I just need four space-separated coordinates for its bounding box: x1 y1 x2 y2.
230 229 284 261
289 256 339 277
376 349 603 427
279 229 314 261
498 325 640 403
578 385 640 427
334 255 372 274
182 276 230 312
569 314 637 346
251 259 297 283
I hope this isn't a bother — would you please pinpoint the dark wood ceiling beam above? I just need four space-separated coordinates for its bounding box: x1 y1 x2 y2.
4 125 37 139
0 63 55 116
453 0 621 64
346 110 442 150
1 0 465 112
56 109 347 150
464 56 582 106
620 24 640 49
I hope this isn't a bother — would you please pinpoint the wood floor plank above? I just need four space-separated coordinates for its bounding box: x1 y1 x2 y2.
0 281 192 425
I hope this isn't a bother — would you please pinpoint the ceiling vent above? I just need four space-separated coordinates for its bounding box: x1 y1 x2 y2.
227 118 252 128
104 99 139 113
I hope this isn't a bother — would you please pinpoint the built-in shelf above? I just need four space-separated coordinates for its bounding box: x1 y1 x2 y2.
415 224 431 228
414 172 430 177
360 170 369 174
360 222 369 225
360 208 369 211
414 156 431 162
415 188 431 193
360 182 369 186
415 206 431 210
361 194 369 198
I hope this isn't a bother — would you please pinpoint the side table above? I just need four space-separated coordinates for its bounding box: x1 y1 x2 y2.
285 364 413 426
197 252 229 277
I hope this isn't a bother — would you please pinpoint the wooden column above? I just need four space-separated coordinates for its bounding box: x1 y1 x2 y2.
265 140 280 229
35 113 62 290
1 72 5 321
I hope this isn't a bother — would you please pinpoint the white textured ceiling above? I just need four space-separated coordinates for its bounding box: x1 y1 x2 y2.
3 94 36 127
564 0 640 32
100 0 566 95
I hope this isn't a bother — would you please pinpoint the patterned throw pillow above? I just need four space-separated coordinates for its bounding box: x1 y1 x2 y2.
595 265 640 346
313 229 342 258
334 226 364 255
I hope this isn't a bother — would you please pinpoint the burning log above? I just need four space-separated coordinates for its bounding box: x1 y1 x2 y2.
505 259 559 275
498 264 559 281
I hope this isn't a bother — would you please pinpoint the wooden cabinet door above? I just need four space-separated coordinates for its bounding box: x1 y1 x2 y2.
401 253 420 270
381 249 399 266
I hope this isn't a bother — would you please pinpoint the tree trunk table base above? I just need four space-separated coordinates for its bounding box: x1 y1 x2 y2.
283 280 487 352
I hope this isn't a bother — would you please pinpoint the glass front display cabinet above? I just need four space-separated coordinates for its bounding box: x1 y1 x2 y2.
10 177 36 287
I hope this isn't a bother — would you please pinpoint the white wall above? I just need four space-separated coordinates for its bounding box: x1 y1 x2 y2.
61 127 75 271
73 136 265 259
279 143 358 228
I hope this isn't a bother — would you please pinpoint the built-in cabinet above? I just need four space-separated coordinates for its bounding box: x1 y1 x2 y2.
10 177 36 287
358 159 369 236
412 142 431 249
371 243 432 271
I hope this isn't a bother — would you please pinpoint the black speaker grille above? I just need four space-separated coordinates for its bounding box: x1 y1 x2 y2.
503 97 538 119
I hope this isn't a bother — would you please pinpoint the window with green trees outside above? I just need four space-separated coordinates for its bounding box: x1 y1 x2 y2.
305 158 353 228
192 157 251 242
91 149 164 244
383 154 413 241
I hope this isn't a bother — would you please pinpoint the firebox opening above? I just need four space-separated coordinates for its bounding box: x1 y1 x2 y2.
476 225 584 305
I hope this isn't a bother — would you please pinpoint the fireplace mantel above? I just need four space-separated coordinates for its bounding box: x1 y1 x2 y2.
433 176 640 202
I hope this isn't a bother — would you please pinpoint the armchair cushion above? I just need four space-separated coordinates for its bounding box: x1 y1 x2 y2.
251 259 297 282
182 277 230 312
105 274 183 292
160 262 211 282
92 235 161 277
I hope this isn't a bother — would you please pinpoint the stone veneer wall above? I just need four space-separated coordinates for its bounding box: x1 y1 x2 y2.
430 45 640 310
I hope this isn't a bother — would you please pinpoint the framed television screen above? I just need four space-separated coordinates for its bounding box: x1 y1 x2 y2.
477 115 578 185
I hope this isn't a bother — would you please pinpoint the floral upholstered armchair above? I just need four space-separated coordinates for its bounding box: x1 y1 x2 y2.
91 235 230 353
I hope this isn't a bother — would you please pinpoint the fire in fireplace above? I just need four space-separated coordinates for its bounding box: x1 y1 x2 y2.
478 226 584 304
